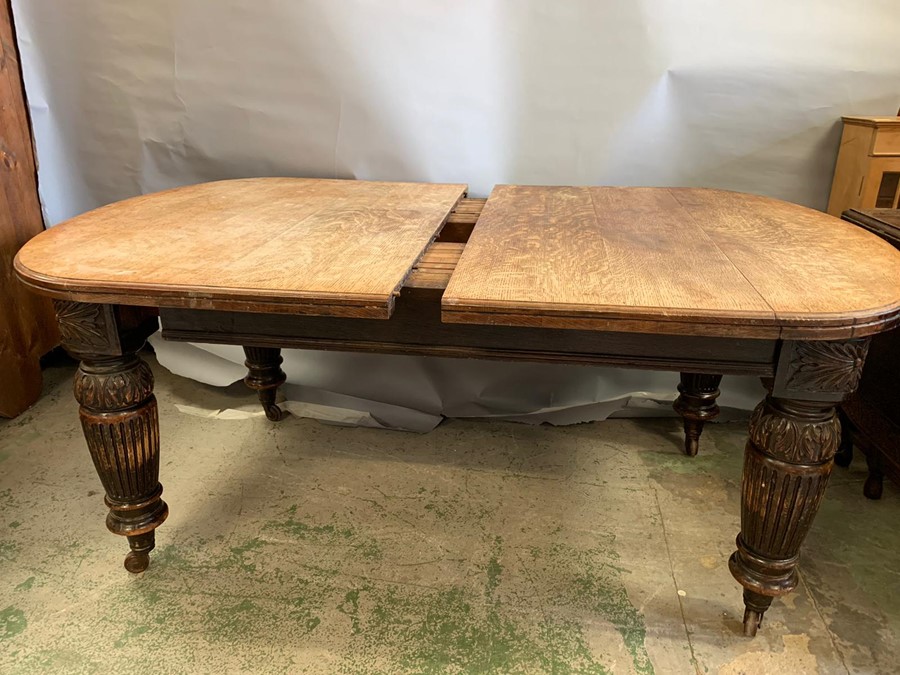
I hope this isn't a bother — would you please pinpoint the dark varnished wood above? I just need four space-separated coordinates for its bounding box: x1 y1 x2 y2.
840 395 897 500
242 346 287 421
159 294 778 376
54 300 166 573
836 208 900 499
729 338 867 636
673 373 723 456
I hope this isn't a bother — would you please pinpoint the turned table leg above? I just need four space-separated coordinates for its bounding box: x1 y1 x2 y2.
55 301 167 572
673 373 723 456
243 346 287 421
729 339 868 636
863 448 884 500
834 408 854 468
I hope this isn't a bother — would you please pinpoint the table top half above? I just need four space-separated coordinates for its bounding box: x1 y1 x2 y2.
15 177 900 339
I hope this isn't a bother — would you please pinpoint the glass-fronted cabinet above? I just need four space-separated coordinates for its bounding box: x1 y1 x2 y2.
828 116 900 216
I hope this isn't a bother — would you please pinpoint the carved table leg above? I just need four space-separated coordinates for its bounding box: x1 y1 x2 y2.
729 396 837 636
729 339 868 636
243 346 287 421
673 373 723 456
55 301 167 572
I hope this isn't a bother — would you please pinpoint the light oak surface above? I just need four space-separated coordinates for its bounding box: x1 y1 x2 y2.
442 185 900 338
840 116 900 127
405 243 465 290
15 178 466 318
17 179 900 339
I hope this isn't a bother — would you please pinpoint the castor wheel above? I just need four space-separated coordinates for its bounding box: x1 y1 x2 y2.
742 608 763 637
124 550 150 574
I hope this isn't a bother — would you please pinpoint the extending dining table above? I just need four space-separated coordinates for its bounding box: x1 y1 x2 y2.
14 177 900 637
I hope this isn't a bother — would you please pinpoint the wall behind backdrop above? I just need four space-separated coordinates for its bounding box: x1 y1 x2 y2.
12 1 900 429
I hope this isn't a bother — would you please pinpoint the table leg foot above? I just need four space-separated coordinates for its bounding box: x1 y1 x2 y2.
124 532 156 573
740 589 772 637
673 373 723 456
243 346 287 421
729 395 839 636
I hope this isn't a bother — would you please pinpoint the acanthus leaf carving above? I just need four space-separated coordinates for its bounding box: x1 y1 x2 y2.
54 300 120 354
749 400 840 464
74 358 154 411
782 341 869 394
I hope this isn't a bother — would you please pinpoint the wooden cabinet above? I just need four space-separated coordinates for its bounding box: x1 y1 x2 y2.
828 117 900 216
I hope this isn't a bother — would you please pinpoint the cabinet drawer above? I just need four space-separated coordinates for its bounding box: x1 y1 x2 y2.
872 127 900 156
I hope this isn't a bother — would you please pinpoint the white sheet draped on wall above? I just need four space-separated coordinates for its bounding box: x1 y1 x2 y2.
12 1 900 429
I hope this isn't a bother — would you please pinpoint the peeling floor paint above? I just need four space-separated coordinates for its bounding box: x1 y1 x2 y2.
0 355 898 673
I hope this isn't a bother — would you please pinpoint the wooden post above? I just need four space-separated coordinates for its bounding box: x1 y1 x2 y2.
0 0 58 417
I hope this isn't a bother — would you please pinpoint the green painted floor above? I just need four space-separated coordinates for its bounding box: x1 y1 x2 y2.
1 354 898 674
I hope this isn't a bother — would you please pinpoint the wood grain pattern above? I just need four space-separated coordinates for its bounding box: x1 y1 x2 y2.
15 178 466 318
0 0 59 417
405 243 465 289
438 197 486 243
443 186 900 338
826 123 875 216
673 189 900 337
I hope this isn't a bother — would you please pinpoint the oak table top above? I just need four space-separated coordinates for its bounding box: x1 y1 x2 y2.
16 179 900 340
442 185 900 339
15 178 467 318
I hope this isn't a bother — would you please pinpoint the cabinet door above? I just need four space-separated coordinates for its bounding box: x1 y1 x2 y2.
862 157 900 210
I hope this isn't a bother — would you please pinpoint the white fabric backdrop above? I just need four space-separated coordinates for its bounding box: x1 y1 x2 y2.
13 1 900 429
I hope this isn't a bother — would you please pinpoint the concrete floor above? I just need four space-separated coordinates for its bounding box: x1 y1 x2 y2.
0 353 898 674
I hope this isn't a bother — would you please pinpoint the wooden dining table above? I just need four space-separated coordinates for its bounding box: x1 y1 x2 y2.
14 177 900 637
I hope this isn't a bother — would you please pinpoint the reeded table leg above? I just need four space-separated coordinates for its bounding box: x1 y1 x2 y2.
728 396 837 636
729 339 869 636
76 355 168 572
243 346 287 421
673 373 723 456
55 301 167 572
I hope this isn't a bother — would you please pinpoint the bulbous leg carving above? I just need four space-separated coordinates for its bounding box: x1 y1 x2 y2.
673 373 723 456
729 396 839 636
243 346 287 421
76 354 168 572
